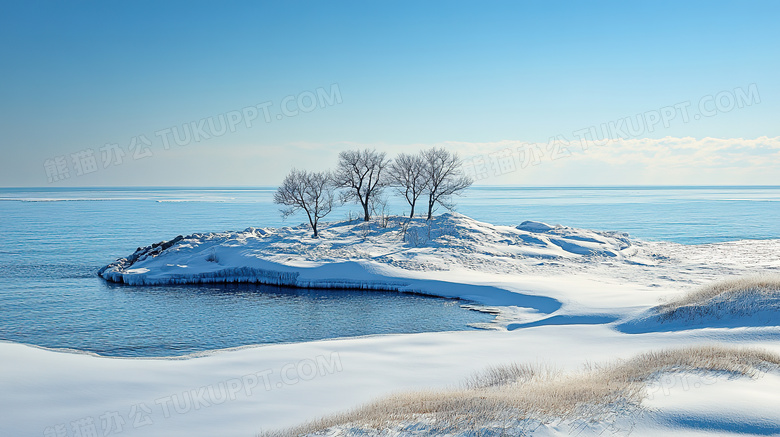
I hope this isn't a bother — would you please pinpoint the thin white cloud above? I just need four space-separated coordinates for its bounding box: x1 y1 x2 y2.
441 136 780 169
387 136 780 185
139 137 779 186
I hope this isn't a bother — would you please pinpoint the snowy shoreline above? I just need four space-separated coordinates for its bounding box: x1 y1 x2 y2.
96 213 779 325
96 214 642 301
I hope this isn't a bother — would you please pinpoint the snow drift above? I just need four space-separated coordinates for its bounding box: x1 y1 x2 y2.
266 345 780 437
618 275 780 333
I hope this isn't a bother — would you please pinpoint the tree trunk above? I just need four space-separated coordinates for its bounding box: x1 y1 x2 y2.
427 194 434 220
409 201 415 218
307 212 318 238
363 202 370 221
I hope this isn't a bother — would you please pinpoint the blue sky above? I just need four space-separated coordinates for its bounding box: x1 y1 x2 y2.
1 1 778 186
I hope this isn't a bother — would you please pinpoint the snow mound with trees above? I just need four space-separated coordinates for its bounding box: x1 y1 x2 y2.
274 147 474 237
98 213 635 293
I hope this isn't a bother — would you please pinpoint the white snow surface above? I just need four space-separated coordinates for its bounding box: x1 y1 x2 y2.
97 213 778 314
4 213 780 437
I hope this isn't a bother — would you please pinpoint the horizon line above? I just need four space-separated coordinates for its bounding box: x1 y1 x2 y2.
2 184 779 190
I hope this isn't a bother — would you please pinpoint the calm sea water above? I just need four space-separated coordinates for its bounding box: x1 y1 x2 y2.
0 186 778 357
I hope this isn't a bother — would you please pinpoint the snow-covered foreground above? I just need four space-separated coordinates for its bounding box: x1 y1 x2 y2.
4 328 780 437
4 214 780 436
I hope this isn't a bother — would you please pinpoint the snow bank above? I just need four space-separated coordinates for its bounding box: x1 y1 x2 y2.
5 324 780 437
618 275 780 333
267 345 780 437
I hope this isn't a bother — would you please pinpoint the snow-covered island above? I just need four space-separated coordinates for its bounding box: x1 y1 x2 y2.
4 214 780 437
98 213 644 310
97 213 778 327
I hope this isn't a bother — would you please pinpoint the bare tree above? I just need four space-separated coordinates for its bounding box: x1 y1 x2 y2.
274 169 335 237
388 152 428 218
421 147 473 220
334 148 389 221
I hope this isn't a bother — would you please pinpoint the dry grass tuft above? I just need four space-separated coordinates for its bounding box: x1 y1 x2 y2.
461 362 554 389
660 274 780 312
655 274 780 321
263 345 780 437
